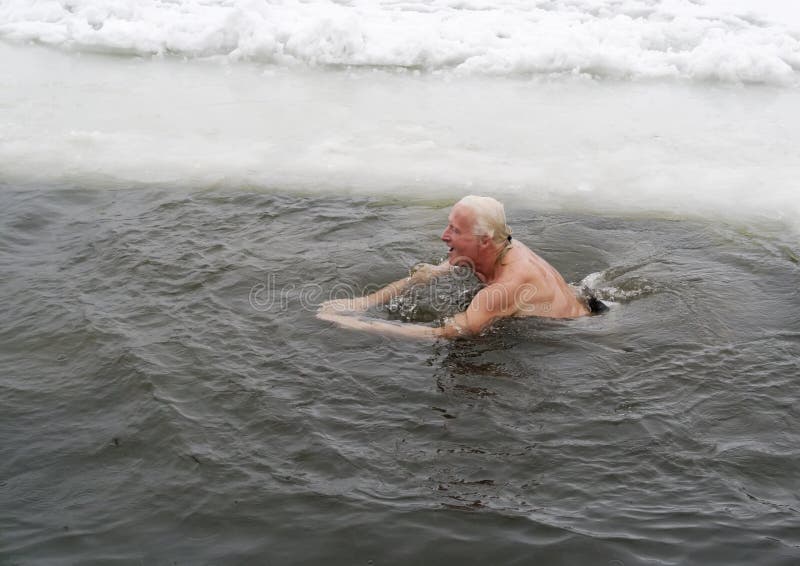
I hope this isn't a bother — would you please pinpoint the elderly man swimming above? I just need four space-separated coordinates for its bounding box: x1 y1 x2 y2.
317 195 599 339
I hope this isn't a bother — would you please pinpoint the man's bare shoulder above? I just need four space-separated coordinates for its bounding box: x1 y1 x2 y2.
496 244 553 287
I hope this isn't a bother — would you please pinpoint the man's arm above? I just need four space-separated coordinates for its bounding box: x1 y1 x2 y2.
316 308 442 339
439 280 531 336
319 261 450 312
317 279 541 340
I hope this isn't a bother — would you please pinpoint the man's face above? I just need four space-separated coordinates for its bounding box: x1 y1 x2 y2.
441 204 481 267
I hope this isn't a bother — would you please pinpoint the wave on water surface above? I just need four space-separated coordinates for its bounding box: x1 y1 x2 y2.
1 0 799 84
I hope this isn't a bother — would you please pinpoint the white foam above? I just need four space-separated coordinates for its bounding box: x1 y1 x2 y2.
1 0 799 84
578 272 655 302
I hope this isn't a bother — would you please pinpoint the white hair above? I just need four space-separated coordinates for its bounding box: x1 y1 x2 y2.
455 195 512 244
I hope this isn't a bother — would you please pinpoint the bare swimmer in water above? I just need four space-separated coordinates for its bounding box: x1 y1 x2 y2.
317 195 603 339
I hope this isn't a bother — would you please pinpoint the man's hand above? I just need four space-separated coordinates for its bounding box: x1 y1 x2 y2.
409 261 450 284
318 297 370 313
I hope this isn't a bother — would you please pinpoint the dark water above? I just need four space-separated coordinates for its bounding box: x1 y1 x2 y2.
1 184 799 565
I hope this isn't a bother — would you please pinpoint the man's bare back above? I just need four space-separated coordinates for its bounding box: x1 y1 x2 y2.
491 241 589 319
